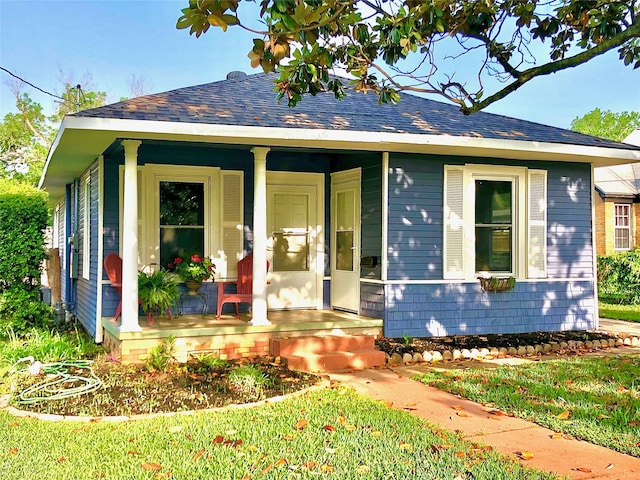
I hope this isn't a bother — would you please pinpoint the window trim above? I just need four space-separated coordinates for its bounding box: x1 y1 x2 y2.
614 203 632 251
444 164 546 281
82 174 91 280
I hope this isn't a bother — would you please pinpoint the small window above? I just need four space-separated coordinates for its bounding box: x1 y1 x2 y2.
614 204 631 250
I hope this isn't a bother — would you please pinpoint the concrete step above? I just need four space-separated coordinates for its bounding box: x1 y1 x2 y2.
270 335 375 357
285 349 386 373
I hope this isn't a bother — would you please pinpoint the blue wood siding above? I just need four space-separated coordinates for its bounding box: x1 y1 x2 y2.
384 280 595 338
361 281 384 318
75 161 100 337
387 154 444 280
383 155 596 337
546 163 593 278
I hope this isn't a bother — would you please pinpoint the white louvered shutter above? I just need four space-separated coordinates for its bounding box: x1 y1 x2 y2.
221 171 244 278
443 166 465 279
527 169 547 278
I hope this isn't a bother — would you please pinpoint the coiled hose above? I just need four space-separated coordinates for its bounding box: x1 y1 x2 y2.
6 357 102 405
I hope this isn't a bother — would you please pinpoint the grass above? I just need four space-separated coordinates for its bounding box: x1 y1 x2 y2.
599 302 640 322
0 387 561 480
416 354 640 457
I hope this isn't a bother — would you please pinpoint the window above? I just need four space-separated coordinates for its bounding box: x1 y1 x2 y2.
614 203 631 250
444 165 547 280
120 165 244 278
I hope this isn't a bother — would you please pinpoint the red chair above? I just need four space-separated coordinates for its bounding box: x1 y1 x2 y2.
103 253 172 322
216 254 269 320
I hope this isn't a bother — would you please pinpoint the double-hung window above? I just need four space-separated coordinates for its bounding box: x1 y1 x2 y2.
444 164 547 280
614 203 631 251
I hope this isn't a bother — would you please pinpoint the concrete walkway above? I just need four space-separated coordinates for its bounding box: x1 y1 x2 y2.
331 321 640 479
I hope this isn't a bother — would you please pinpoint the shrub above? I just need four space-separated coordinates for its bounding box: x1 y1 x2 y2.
597 250 640 304
0 180 50 334
0 179 49 291
228 364 273 400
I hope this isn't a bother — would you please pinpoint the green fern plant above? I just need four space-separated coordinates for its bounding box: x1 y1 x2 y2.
145 335 176 372
138 270 179 315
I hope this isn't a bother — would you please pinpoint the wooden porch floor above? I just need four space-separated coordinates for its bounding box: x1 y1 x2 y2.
102 309 383 341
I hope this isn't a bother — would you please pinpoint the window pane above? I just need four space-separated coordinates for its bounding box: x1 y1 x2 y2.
615 228 630 250
476 227 512 272
336 231 354 271
160 227 205 269
273 232 309 271
160 182 204 226
475 180 512 272
475 180 511 224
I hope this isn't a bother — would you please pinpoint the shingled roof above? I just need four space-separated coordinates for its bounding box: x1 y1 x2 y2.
74 72 630 151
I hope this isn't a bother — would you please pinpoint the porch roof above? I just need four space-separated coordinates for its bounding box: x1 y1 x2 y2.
40 72 640 201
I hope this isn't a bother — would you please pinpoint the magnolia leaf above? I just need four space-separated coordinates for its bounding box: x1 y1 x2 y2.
192 448 205 462
556 410 571 420
207 13 228 31
294 418 308 430
517 451 535 460
141 462 162 471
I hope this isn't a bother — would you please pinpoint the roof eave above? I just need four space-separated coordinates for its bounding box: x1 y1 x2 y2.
41 116 640 202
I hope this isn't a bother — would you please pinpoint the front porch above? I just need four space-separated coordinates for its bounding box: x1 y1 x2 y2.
101 310 383 363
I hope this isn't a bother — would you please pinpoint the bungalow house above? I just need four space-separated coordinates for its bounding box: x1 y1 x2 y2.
39 72 640 363
594 130 640 255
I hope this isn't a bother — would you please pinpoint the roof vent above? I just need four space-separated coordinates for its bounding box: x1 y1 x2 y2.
226 71 247 80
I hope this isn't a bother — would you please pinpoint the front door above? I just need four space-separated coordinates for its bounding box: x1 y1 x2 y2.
266 172 324 309
331 169 361 312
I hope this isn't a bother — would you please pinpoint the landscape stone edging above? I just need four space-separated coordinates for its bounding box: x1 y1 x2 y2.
1 376 331 422
385 333 640 366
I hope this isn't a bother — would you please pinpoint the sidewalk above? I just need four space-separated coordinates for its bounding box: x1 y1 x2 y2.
330 362 640 480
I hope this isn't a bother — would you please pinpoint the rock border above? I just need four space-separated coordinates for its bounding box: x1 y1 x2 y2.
1 376 331 422
385 333 640 366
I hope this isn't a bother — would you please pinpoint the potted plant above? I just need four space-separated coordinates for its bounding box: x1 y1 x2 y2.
138 269 179 322
168 254 216 293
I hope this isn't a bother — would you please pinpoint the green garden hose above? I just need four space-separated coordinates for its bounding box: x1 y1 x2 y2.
7 358 102 405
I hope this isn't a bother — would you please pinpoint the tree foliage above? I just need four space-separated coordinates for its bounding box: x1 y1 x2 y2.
0 81 107 186
177 1 640 113
571 108 640 141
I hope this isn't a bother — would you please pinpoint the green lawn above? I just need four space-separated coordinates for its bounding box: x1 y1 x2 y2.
416 354 640 457
0 387 559 480
599 302 640 323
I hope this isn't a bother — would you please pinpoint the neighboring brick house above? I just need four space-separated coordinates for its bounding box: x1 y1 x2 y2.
594 130 640 255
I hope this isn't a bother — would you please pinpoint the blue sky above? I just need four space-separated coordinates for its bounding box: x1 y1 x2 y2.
1 0 638 130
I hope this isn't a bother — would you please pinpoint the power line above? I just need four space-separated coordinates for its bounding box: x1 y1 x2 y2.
0 66 66 101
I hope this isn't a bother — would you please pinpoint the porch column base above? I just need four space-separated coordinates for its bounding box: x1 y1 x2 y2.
248 317 272 326
118 323 142 333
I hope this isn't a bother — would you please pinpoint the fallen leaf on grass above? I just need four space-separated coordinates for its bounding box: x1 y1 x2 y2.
302 461 317 469
57 457 67 464
168 425 182 433
261 463 273 474
9 422 19 427
323 425 336 432
516 451 535 460
454 451 466 458
371 430 383 437
141 462 162 471
320 464 335 473
282 435 295 441
192 448 205 462
337 415 346 425
356 465 370 474
9 448 18 455
275 458 288 467
556 410 571 420
294 419 308 430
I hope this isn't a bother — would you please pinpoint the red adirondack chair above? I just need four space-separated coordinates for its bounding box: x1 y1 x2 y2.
216 254 269 320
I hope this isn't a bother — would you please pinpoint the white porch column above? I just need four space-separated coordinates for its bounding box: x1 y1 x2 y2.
249 147 271 326
120 140 142 332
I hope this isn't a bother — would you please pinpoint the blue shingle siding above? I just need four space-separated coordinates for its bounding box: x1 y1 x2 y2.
383 280 595 338
387 154 445 281
546 164 593 278
360 282 385 318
